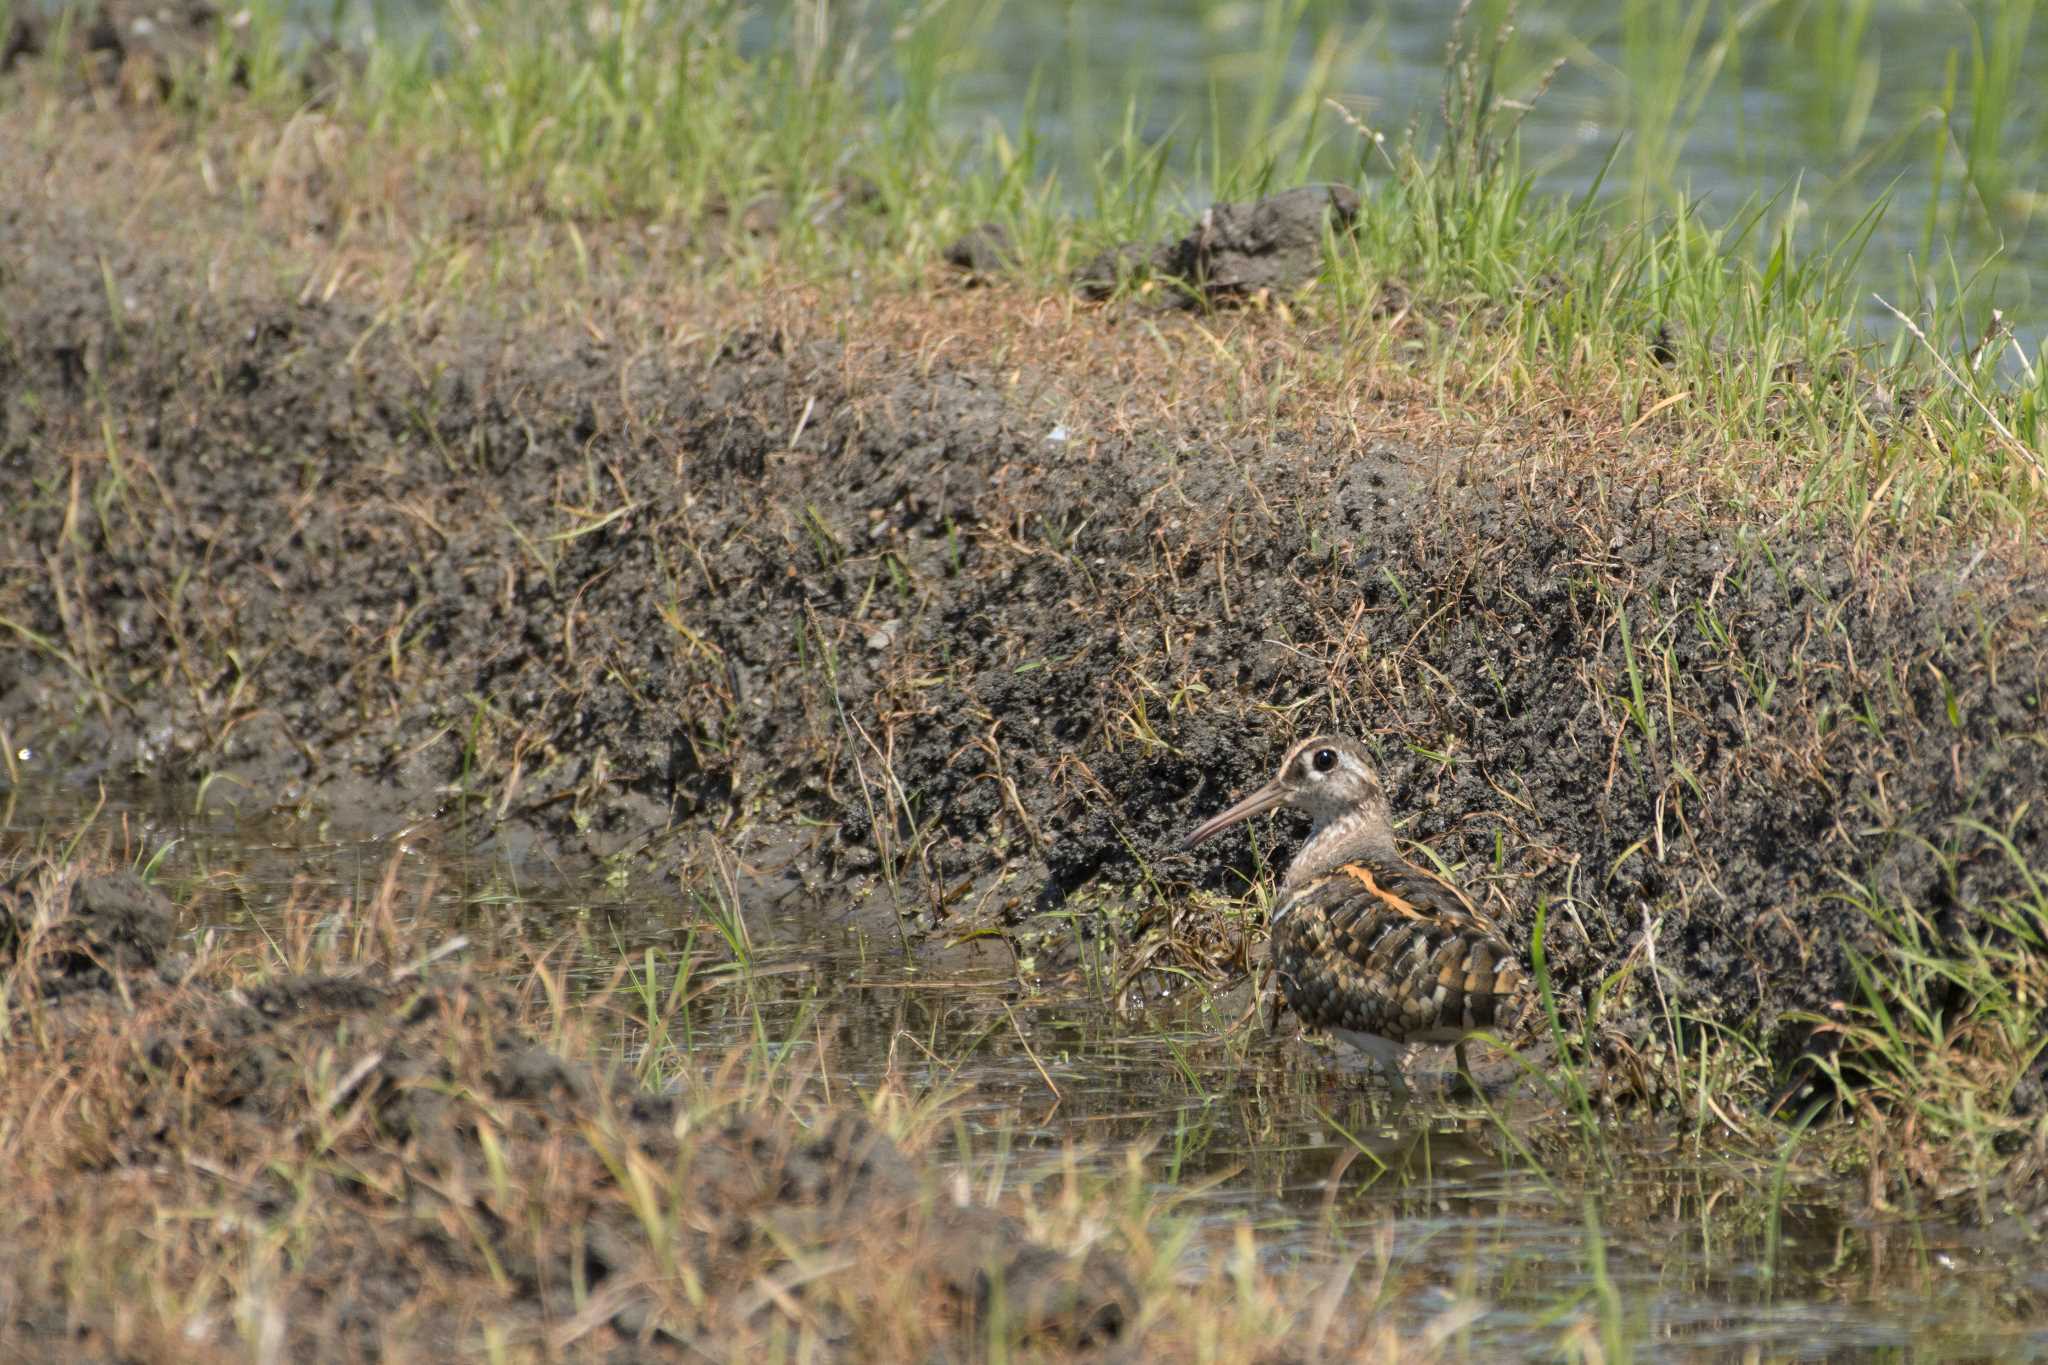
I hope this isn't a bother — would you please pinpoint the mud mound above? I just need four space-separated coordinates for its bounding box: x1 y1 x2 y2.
0 864 1133 1359
3 117 2046 1101
2 0 355 106
1073 183 1360 301
0 866 179 995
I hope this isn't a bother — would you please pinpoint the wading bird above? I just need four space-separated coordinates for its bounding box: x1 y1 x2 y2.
1185 735 1529 1091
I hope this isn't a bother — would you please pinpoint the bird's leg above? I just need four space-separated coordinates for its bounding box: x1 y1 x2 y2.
1333 1029 1409 1100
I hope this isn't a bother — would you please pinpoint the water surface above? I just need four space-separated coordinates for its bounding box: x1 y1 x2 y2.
13 778 2039 1360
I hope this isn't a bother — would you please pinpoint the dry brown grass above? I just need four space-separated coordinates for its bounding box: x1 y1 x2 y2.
0 839 1503 1362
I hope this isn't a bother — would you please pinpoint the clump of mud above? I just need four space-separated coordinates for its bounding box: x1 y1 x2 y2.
0 865 180 994
2 0 356 105
0 860 1133 1358
1070 183 1361 303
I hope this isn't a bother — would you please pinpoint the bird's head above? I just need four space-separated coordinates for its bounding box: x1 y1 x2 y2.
1183 735 1391 849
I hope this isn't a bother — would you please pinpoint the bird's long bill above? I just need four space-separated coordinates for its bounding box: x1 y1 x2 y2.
1183 781 1288 848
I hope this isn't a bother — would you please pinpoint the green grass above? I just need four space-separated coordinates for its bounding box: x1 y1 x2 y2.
30 0 2032 529
1798 816 2048 1218
218 0 2035 530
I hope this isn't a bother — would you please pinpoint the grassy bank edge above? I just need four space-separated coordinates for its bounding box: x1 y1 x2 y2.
10 0 2045 530
4 0 2047 1250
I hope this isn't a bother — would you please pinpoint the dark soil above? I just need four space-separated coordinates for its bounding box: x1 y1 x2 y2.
5 102 2047 1113
1072 183 1360 302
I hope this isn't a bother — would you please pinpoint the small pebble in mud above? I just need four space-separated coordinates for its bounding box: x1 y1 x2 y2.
865 619 900 651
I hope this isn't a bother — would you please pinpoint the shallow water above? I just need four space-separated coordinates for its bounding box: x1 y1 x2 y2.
14 779 2041 1360
682 939 2046 1358
902 0 2047 348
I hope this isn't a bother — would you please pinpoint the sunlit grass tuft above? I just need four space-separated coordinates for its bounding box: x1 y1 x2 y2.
1799 818 2048 1217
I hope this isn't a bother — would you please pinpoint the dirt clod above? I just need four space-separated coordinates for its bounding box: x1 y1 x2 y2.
1078 184 1359 303
0 865 176 995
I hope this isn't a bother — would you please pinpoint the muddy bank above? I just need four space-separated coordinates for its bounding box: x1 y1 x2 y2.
0 859 1133 1359
3 106 2046 1117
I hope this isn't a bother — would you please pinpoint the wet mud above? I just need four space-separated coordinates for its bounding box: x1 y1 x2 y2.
3 101 2046 1114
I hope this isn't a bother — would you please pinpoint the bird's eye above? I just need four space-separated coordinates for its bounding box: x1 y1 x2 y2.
1311 747 1338 774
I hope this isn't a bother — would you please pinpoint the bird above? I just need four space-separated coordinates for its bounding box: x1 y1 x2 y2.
1184 734 1529 1091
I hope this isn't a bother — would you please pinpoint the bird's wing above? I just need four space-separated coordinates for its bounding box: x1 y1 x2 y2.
1326 855 1501 938
1279 857 1527 1041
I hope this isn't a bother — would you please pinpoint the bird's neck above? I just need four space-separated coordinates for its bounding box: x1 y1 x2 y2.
1282 807 1398 892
